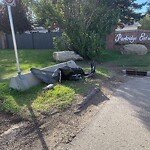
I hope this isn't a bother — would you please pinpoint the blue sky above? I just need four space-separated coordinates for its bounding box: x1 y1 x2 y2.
136 0 148 13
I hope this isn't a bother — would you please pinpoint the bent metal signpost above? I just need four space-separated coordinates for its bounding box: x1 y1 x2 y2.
115 32 150 44
5 0 21 75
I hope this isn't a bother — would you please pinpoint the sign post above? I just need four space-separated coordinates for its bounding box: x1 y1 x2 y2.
6 0 21 75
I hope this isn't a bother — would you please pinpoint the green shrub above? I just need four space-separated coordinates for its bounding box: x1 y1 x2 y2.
53 32 71 51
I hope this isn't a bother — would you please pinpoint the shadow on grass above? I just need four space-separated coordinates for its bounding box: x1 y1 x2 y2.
63 73 107 96
10 83 44 107
63 79 98 96
63 75 110 113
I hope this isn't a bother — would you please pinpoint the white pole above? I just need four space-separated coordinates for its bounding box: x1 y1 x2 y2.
7 5 21 75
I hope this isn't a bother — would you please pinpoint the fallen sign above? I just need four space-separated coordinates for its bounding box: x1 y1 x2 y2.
9 60 78 91
30 61 96 90
9 60 95 91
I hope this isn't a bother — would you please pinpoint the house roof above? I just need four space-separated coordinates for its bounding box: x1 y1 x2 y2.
116 22 142 31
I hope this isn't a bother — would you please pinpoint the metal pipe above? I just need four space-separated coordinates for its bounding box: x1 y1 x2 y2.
7 5 21 75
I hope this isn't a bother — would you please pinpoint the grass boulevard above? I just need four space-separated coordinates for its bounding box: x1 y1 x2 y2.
0 49 150 118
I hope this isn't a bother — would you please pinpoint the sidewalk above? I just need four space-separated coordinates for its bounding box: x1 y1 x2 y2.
63 77 150 150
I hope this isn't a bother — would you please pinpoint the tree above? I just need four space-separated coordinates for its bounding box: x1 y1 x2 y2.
103 0 146 25
147 1 150 14
139 2 150 30
0 0 31 33
33 0 146 59
33 0 119 58
139 14 150 30
21 0 36 24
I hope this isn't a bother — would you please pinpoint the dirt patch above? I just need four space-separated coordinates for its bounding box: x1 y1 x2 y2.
0 66 128 150
0 112 24 134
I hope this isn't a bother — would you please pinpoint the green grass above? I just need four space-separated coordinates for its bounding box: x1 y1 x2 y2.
0 49 108 118
98 50 150 70
2 49 149 117
0 49 76 117
0 49 56 80
0 80 75 117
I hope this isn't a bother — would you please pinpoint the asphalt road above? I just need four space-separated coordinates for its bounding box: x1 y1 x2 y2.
63 77 150 150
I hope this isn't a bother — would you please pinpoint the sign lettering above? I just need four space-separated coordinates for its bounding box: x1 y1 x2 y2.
115 32 150 43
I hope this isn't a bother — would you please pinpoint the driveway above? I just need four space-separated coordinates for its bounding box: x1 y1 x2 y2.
60 77 150 150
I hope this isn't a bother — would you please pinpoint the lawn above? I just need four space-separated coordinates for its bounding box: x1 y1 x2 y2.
0 49 56 80
99 50 150 70
1 49 150 118
0 49 107 118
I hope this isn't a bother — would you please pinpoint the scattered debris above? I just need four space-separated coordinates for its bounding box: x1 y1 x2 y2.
31 62 96 89
30 68 60 84
42 84 54 90
9 60 78 91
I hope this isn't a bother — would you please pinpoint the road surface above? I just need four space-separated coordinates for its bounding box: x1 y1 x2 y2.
61 77 150 150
